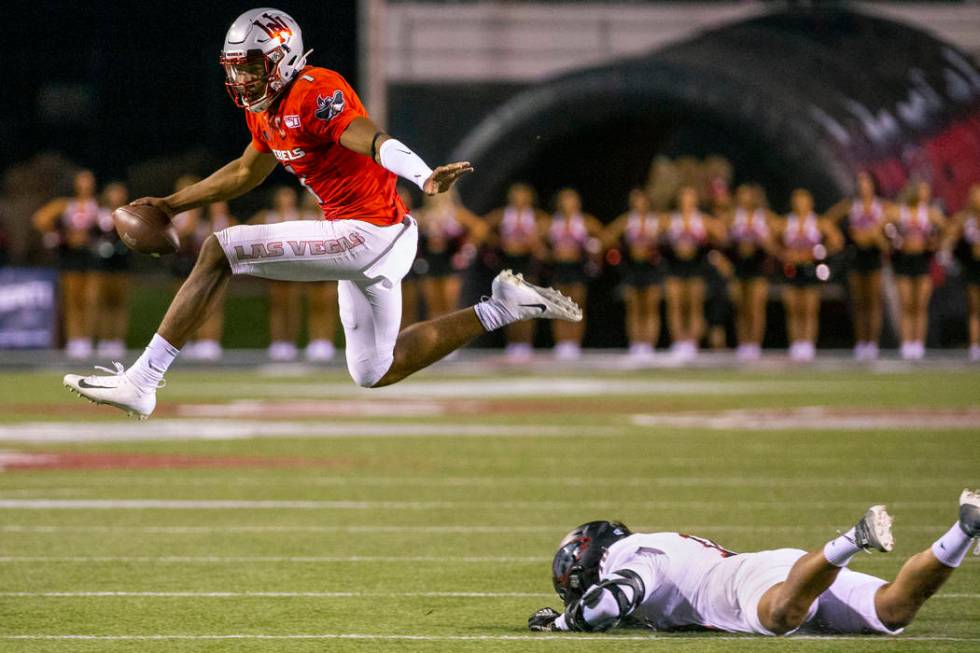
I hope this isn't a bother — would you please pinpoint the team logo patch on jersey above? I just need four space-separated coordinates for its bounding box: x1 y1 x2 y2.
315 90 345 121
284 115 301 129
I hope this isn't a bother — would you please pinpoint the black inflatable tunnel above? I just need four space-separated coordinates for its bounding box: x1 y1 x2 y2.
451 6 980 217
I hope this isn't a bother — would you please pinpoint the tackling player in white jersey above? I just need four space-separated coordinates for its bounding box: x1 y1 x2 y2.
529 489 979 636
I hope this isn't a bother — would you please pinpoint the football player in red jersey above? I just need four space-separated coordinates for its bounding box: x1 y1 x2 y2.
64 8 581 418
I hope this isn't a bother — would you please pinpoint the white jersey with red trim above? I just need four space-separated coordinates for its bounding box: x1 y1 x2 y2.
597 532 738 631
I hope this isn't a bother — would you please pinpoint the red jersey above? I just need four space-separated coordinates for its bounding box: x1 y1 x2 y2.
245 66 407 227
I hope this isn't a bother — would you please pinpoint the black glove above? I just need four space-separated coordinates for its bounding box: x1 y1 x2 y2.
528 607 561 632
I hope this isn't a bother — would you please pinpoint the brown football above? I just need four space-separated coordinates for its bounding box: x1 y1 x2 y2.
112 204 180 256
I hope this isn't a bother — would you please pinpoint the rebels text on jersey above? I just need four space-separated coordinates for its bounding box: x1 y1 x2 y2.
245 67 407 227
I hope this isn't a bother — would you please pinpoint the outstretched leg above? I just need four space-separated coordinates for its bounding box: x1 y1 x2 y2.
874 489 979 630
757 505 894 635
356 270 581 388
377 308 486 386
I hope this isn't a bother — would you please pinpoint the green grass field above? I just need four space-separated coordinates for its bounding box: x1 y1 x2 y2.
0 361 978 652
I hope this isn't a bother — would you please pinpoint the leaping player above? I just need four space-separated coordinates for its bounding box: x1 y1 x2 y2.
529 489 979 636
64 8 581 418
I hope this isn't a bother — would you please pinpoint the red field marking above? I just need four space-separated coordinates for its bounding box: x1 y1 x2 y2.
0 451 350 472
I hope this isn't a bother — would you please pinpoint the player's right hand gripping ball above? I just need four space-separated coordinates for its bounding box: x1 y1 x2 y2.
528 607 561 632
112 204 180 256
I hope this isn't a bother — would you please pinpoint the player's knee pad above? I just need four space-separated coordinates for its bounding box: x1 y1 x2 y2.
347 353 393 388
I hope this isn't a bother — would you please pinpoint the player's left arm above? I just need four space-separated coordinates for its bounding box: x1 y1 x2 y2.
338 116 474 196
528 568 649 633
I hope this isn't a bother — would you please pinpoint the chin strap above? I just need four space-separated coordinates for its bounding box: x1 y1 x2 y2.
296 48 313 71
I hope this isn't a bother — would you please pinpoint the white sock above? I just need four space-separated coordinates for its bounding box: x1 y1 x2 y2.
823 527 861 567
127 334 179 391
931 523 974 568
474 298 518 332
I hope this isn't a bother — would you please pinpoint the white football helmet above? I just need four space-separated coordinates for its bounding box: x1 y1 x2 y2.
219 8 311 112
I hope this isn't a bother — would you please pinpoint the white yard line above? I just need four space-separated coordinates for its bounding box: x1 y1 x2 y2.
1 591 975 599
0 475 957 489
0 499 953 510
632 408 980 431
0 556 968 565
0 422 606 444
173 377 828 399
0 555 548 563
2 634 978 642
0 524 950 534
0 591 551 598
176 399 451 418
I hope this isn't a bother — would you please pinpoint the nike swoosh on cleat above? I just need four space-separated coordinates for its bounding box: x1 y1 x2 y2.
518 303 547 313
77 379 114 390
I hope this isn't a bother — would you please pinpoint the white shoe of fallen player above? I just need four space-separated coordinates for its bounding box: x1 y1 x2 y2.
492 270 582 322
853 504 895 553
63 362 157 420
959 489 980 538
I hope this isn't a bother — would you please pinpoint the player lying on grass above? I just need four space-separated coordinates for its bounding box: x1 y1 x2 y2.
529 489 979 636
63 8 581 418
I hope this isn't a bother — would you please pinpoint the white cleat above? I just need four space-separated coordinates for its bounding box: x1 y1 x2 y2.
492 270 582 322
63 362 157 420
959 489 980 538
853 504 895 553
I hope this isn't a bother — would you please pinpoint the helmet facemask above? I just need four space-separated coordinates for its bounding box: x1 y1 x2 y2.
220 9 310 113
221 47 286 112
551 521 632 606
552 536 592 605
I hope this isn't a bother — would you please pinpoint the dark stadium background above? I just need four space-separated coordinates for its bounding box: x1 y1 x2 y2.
2 2 357 189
